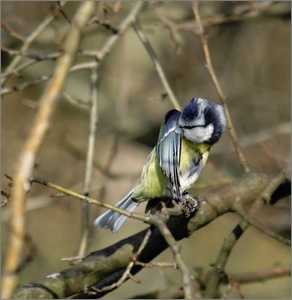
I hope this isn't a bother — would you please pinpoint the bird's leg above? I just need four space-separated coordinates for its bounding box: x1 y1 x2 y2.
178 192 199 217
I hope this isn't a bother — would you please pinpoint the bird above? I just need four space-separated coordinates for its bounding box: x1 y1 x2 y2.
94 97 226 233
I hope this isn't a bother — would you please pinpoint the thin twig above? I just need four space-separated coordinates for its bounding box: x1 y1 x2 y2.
1 53 60 82
224 274 245 299
1 21 26 42
234 169 291 246
237 211 291 246
62 91 90 108
57 1 71 24
192 5 251 296
29 177 150 224
1 46 60 61
72 3 146 256
144 2 282 36
93 134 120 224
232 264 291 284
2 74 52 95
1 1 67 86
212 122 291 155
192 1 250 173
1 190 11 207
149 213 198 299
153 8 185 54
78 65 99 257
89 229 152 294
204 219 250 298
88 15 118 34
2 62 97 96
135 261 176 268
1 3 96 299
61 256 83 266
97 2 145 61
1 48 101 83
223 263 291 299
133 20 181 111
2 2 145 97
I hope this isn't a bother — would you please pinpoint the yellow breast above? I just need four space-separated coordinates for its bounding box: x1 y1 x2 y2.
132 140 210 202
180 139 210 169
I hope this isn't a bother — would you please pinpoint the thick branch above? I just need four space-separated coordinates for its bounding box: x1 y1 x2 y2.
13 171 290 299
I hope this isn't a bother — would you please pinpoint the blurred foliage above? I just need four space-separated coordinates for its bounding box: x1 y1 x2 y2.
1 1 290 299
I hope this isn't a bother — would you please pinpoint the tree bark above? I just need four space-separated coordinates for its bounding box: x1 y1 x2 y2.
13 171 290 299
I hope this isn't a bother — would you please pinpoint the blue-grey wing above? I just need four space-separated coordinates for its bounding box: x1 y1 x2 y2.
156 109 182 200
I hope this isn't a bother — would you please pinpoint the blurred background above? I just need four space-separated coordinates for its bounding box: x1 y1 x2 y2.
1 1 290 298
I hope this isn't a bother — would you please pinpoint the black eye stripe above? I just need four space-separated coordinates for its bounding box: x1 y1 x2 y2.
183 125 203 129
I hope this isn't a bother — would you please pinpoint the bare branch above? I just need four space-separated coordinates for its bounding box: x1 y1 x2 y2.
153 8 185 54
1 74 52 95
96 2 145 62
2 3 289 299
189 8 255 293
28 172 200 299
12 171 287 299
1 3 96 298
204 219 250 298
88 229 152 294
132 264 291 299
1 2 145 97
192 1 250 173
212 122 291 155
232 264 291 284
1 2 67 86
144 2 289 37
234 170 291 245
29 177 150 224
1 21 26 42
204 169 290 298
1 190 11 207
149 214 198 299
133 20 181 111
78 65 99 257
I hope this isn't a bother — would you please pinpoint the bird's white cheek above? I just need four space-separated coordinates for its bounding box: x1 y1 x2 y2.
184 124 214 143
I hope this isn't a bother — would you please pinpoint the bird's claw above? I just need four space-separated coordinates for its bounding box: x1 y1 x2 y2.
178 193 198 217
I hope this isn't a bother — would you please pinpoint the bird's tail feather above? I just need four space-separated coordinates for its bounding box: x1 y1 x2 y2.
93 188 138 233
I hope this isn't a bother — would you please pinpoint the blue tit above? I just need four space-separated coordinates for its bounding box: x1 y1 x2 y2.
94 97 226 233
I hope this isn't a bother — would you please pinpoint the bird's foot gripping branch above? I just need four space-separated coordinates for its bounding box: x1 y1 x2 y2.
178 192 199 218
